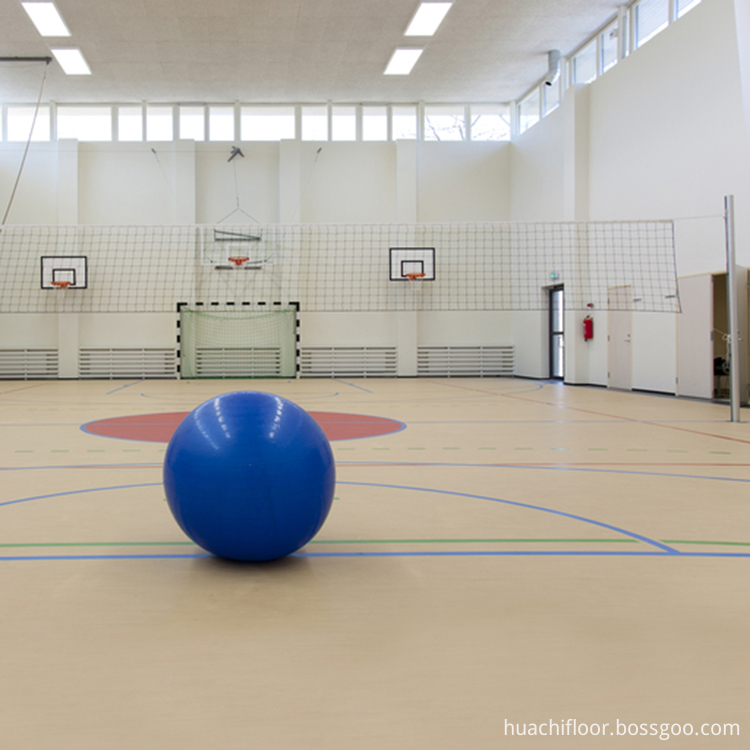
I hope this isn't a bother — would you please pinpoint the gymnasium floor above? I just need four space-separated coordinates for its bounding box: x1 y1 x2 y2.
0 377 748 749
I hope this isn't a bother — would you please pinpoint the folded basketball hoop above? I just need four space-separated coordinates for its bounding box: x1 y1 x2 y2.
404 272 426 281
51 280 72 289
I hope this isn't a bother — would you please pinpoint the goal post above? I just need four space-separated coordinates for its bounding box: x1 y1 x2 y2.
179 304 298 379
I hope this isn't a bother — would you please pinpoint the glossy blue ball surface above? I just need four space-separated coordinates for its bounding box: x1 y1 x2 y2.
163 391 335 561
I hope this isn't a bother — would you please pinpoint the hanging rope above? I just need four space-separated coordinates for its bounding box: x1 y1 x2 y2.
1 59 50 226
217 148 259 224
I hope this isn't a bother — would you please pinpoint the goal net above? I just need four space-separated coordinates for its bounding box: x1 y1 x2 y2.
0 221 679 313
179 305 297 379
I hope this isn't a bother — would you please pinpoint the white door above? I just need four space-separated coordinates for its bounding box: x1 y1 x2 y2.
608 285 633 391
675 274 713 399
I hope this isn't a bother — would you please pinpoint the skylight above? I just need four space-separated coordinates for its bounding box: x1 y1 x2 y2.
384 48 423 75
51 48 91 75
405 2 452 36
21 2 70 36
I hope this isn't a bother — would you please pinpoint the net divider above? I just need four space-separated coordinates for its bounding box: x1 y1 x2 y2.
0 221 680 315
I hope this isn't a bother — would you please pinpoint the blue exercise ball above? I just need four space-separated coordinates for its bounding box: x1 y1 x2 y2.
163 391 335 562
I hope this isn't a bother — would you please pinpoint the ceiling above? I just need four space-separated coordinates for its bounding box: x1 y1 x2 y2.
0 0 622 105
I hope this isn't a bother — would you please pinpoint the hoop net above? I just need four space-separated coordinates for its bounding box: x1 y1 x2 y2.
227 256 250 268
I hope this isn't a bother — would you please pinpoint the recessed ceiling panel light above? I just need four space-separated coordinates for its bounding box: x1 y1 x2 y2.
21 2 71 36
51 48 91 75
405 2 452 36
384 48 424 75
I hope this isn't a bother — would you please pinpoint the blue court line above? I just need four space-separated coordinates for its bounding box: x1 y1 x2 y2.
338 480 677 553
408 419 645 424
139 390 343 402
1 473 746 560
407 419 738 425
450 382 546 396
295 550 750 559
334 380 373 394
507 465 750 484
513 383 546 394
0 464 162 472
0 477 674 554
0 482 161 508
336 462 750 484
106 380 144 396
482 382 547 396
0 462 747 488
0 553 211 561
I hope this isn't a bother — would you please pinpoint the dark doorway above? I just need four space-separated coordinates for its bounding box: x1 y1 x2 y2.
549 286 564 380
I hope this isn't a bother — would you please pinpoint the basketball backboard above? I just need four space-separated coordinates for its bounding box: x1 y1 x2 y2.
41 256 87 289
389 247 435 281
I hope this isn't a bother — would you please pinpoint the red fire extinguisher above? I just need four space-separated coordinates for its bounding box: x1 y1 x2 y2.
583 315 594 341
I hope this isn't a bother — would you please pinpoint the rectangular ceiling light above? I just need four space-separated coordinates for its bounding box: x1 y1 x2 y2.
51 48 91 75
405 2 452 36
21 2 71 36
384 48 423 75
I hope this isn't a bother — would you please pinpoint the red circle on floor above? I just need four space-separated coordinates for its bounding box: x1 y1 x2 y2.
82 411 404 443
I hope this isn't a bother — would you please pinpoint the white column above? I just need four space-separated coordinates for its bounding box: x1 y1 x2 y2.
562 86 590 222
57 313 79 378
279 140 302 223
174 140 196 223
396 310 418 376
395 141 419 374
56 139 78 224
395 140 418 223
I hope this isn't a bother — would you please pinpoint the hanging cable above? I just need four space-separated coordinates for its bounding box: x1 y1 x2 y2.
216 147 259 224
1 59 50 226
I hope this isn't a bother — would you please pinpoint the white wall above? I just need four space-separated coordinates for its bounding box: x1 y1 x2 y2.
1 0 748 389
588 0 750 275
417 142 511 222
0 134 512 365
0 144 58 224
510 108 566 222
301 313 396 347
78 143 188 225
300 142 397 224
0 314 57 347
196 142 279 225
507 0 750 392
588 0 749 392
79 314 176 348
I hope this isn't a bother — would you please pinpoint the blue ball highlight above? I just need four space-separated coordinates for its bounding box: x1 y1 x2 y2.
163 391 336 561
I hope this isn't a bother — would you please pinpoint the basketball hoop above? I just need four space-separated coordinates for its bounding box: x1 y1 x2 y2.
227 256 250 268
51 280 72 290
404 272 426 281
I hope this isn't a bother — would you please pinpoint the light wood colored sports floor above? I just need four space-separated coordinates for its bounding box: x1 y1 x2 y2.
0 377 748 749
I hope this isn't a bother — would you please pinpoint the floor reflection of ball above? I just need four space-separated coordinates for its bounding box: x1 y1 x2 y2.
163 391 336 562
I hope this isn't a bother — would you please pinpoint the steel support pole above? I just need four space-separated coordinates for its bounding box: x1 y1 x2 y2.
725 195 741 422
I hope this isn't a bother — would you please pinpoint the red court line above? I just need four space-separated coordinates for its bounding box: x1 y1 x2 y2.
434 381 750 446
0 383 49 396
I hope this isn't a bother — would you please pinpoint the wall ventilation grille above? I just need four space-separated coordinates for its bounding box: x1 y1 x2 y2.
0 349 59 379
193 347 281 378
79 348 177 379
417 346 514 377
300 347 398 378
